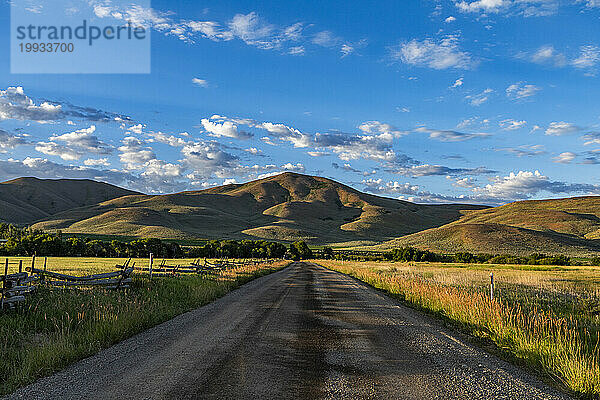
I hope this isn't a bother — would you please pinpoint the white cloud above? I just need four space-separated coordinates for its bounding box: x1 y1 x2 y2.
545 121 581 136
530 45 567 67
455 0 506 13
83 158 110 166
474 170 600 201
0 130 27 152
496 144 546 157
228 12 275 49
445 16 457 22
553 152 576 164
391 36 475 70
572 45 600 74
466 88 493 106
506 82 541 99
118 136 156 170
36 125 111 161
35 142 80 161
582 132 600 146
192 78 209 87
499 119 527 130
181 141 239 178
312 31 340 47
451 77 464 88
201 118 252 140
455 0 559 17
307 151 330 157
391 164 494 177
128 124 144 134
416 127 490 141
0 86 62 122
288 46 305 55
358 121 407 137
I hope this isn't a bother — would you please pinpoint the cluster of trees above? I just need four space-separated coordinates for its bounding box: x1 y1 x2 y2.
383 247 574 266
0 225 184 258
185 240 288 259
287 241 313 260
0 224 303 260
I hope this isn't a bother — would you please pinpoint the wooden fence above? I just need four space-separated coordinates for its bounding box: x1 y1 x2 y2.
122 256 270 278
0 258 39 310
1 255 278 311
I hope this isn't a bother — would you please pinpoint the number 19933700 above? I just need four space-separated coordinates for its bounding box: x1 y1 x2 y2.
19 42 74 52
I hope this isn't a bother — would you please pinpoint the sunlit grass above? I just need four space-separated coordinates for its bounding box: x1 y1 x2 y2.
317 260 600 399
0 258 289 396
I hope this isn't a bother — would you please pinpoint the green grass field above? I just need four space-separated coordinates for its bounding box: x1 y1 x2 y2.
317 260 600 399
0 257 289 396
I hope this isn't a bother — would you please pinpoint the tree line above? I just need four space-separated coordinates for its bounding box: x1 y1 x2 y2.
0 224 301 259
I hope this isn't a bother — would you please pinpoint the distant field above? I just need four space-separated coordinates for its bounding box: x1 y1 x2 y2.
0 257 290 396
2 256 211 275
317 260 600 398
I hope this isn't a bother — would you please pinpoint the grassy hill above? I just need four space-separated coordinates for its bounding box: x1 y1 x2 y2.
24 172 486 245
0 177 140 225
377 196 600 256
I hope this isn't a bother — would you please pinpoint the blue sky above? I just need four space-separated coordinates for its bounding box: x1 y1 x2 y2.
1 0 599 205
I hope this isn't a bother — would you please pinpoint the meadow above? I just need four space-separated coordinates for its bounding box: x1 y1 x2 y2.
317 259 600 399
0 257 289 396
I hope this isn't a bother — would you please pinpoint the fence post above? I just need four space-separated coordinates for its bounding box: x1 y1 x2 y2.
42 257 47 283
149 253 153 278
17 260 23 286
490 272 494 301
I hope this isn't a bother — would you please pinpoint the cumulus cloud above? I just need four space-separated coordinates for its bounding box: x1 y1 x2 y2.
499 119 527 130
362 178 475 204
390 36 475 70
0 129 28 152
0 86 130 123
506 82 541 99
118 136 156 170
474 170 600 201
0 157 135 187
83 158 110 166
201 118 252 140
545 121 581 136
455 0 559 17
181 141 239 178
553 152 576 164
0 86 62 122
358 121 407 137
455 0 506 13
416 127 490 141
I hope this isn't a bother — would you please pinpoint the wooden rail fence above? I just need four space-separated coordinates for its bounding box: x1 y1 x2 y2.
1 258 39 310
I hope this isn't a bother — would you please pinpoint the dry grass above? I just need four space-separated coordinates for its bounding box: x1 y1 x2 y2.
317 260 600 398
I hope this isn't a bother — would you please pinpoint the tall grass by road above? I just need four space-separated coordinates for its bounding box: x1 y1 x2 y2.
0 258 289 396
318 260 600 399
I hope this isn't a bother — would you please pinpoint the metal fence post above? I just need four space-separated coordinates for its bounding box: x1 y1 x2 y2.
490 272 494 301
149 253 153 278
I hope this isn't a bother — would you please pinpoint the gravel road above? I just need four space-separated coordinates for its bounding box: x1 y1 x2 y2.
6 262 572 399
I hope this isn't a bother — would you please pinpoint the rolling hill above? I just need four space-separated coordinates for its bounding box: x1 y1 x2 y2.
378 196 600 256
0 177 140 225
7 172 486 245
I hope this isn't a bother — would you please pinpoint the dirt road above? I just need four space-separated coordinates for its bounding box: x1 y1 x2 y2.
7 262 571 399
